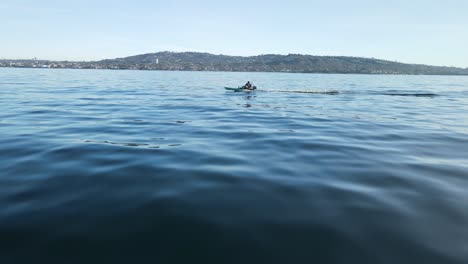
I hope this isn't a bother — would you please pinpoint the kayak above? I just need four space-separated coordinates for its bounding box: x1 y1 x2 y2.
224 87 255 92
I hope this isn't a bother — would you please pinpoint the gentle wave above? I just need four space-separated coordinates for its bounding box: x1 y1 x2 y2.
261 89 340 94
380 92 438 97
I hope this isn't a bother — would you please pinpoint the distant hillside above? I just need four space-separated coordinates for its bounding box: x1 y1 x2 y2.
97 52 468 75
2 51 468 75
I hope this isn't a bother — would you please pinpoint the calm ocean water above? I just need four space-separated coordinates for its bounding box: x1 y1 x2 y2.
1 68 468 263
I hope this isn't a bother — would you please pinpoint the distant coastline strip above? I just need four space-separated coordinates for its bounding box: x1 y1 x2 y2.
1 51 468 75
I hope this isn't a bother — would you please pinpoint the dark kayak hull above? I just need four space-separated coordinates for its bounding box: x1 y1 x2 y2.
225 87 255 92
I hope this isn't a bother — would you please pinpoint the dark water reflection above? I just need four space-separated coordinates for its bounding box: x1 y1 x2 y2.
1 69 468 263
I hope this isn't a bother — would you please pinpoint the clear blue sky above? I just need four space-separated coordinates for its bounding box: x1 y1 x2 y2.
1 0 467 67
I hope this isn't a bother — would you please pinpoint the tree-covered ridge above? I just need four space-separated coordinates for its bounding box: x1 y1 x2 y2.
2 52 468 75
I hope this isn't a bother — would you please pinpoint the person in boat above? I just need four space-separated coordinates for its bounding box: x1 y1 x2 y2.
243 81 256 90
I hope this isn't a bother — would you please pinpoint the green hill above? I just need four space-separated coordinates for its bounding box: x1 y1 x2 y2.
2 51 468 75
97 52 468 75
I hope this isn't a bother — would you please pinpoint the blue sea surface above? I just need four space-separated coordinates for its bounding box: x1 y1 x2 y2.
1 68 468 263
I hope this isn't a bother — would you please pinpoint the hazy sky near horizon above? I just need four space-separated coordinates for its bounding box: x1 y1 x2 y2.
1 0 467 67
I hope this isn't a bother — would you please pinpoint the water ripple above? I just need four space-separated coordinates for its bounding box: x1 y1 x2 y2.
0 69 468 263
